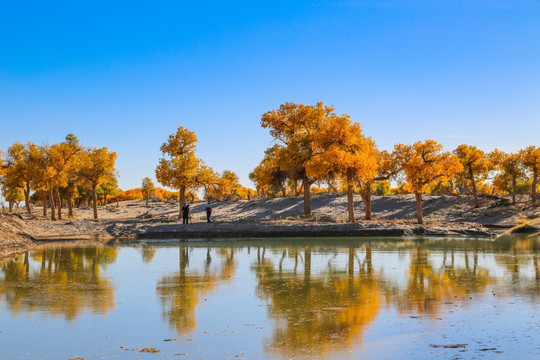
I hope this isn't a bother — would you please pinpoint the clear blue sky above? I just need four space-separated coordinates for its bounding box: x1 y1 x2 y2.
1 0 539 190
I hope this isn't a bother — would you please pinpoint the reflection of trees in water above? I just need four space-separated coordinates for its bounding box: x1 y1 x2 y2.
254 246 387 358
156 246 236 335
397 244 493 316
141 245 157 263
0 244 117 320
250 237 540 358
494 237 540 298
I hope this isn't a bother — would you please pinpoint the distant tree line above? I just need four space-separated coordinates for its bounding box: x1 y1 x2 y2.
0 134 117 220
2 102 539 225
249 102 540 224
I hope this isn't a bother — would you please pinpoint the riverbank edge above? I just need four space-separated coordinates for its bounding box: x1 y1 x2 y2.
130 223 497 239
4 220 539 261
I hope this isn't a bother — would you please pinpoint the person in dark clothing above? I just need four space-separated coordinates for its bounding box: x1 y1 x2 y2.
182 204 190 224
204 206 212 223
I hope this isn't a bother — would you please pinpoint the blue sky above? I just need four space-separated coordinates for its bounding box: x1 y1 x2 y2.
1 0 539 190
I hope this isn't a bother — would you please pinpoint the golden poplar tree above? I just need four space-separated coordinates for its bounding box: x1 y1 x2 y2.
46 135 82 219
489 150 523 204
155 126 202 218
62 134 83 218
250 145 289 198
195 164 219 200
521 146 540 202
394 140 462 224
454 144 490 208
308 115 379 222
77 147 118 219
141 177 155 207
357 149 400 220
261 102 335 217
3 142 37 215
205 170 242 201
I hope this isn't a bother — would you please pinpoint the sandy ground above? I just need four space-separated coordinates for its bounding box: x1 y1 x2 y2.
1 193 539 258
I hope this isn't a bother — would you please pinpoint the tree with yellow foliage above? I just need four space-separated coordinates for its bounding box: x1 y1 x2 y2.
1 182 24 212
521 146 540 202
2 142 38 215
77 147 118 219
141 177 155 207
357 149 400 220
62 134 84 218
205 170 243 201
155 126 202 218
307 115 379 222
454 144 490 208
394 140 462 224
261 102 336 217
250 145 290 198
45 135 82 219
194 164 219 200
489 150 523 204
97 178 119 205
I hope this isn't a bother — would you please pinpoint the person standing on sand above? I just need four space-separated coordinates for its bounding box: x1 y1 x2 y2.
204 206 212 223
182 204 190 224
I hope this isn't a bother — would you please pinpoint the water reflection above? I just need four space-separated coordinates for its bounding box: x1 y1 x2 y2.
0 243 116 320
396 244 492 315
253 246 386 357
141 244 157 263
1 235 539 359
156 246 236 334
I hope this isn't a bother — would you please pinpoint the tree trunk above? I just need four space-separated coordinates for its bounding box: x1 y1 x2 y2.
55 187 62 220
281 186 286 197
303 178 311 217
42 191 48 217
359 182 372 220
304 248 311 282
365 185 372 220
24 182 31 215
512 176 517 204
8 200 13 212
178 186 186 218
347 174 355 223
146 196 149 207
67 185 74 218
532 169 537 203
415 192 423 224
348 247 355 278
469 168 479 208
49 188 56 221
92 184 98 220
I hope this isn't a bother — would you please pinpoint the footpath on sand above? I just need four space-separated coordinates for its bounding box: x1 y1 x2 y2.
1 193 539 258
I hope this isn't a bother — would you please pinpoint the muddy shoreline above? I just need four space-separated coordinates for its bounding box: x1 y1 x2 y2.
1 193 539 259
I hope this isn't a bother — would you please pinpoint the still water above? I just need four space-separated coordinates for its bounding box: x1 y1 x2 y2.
1 236 539 359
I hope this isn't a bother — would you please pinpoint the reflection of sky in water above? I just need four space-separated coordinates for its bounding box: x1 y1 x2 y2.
0 237 539 359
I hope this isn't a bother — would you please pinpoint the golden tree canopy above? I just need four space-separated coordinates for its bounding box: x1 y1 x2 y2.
395 140 463 194
78 147 118 188
155 126 202 192
490 149 523 178
454 144 490 180
141 177 155 198
261 102 335 181
521 146 540 173
307 116 379 185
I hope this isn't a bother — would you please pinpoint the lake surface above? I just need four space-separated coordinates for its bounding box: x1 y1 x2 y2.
1 236 539 359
